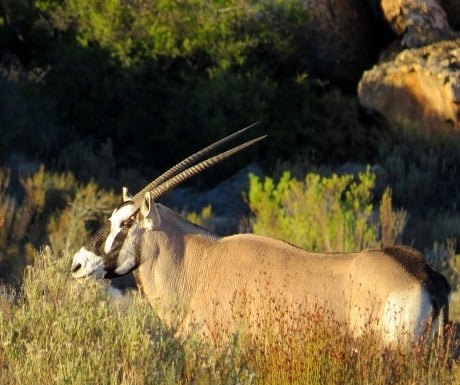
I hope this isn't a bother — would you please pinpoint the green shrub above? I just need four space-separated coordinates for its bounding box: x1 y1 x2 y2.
185 204 214 230
248 168 379 252
1 0 379 180
39 0 310 69
0 61 59 164
247 167 460 293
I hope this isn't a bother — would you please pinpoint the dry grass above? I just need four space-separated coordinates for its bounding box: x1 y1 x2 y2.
452 292 460 323
226 289 460 385
452 292 460 361
0 248 459 384
0 248 254 385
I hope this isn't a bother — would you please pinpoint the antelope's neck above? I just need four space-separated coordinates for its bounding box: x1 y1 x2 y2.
133 220 217 327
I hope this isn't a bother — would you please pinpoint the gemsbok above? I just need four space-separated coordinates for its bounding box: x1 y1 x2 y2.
71 124 451 345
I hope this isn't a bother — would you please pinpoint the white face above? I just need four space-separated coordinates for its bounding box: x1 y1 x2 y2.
71 191 160 280
71 247 105 279
71 201 140 279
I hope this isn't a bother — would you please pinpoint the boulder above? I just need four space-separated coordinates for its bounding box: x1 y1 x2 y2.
358 39 460 137
380 0 455 47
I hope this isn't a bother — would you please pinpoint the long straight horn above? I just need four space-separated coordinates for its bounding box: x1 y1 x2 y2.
133 135 266 204
135 122 260 200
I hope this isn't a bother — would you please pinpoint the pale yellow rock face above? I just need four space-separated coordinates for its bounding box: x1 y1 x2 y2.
380 0 454 47
358 40 460 137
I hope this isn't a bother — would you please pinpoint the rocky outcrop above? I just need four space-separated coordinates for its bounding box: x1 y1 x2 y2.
304 0 460 136
302 0 457 90
380 0 455 47
358 39 460 137
358 0 459 138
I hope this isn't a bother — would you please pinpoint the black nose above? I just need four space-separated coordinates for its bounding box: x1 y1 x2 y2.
71 263 81 273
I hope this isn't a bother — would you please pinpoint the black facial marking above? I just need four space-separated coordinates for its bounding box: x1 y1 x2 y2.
103 226 140 278
104 270 125 279
103 227 129 271
84 222 110 255
117 201 139 219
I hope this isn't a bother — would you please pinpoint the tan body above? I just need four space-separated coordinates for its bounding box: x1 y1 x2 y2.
129 204 448 344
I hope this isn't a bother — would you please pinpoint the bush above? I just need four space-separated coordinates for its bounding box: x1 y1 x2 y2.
0 165 119 285
0 0 380 182
248 168 379 252
0 59 60 164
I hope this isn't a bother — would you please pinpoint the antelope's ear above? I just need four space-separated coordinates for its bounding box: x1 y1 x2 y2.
122 187 133 202
140 191 161 230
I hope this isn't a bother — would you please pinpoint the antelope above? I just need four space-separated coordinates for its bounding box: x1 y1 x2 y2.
71 124 451 345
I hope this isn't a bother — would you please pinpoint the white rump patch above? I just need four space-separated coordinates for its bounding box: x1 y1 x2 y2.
381 286 432 344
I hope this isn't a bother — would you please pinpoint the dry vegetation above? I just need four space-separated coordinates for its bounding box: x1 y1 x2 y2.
0 248 459 384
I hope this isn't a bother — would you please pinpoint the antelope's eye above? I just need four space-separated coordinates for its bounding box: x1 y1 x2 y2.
121 216 135 228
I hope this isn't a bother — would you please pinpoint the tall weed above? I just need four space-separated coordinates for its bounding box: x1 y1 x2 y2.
379 187 408 247
0 247 181 384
